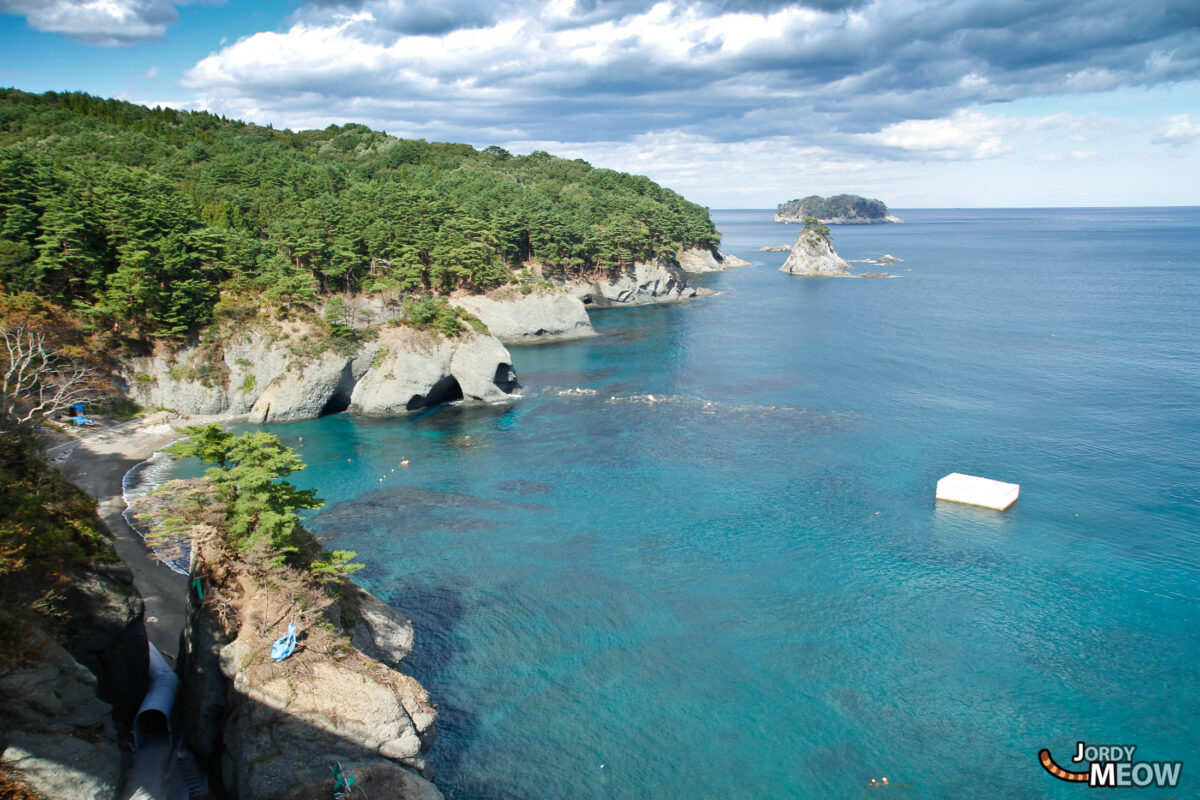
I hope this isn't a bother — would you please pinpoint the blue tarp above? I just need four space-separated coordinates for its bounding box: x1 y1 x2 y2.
271 623 298 662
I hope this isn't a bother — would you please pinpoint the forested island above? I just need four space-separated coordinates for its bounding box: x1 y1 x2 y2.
775 194 901 224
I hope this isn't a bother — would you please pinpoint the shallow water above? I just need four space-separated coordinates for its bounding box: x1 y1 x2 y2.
168 208 1200 797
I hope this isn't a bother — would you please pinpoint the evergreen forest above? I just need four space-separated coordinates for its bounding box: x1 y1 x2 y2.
0 89 719 342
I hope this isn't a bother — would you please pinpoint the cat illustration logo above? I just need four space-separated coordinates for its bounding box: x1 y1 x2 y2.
1039 742 1182 788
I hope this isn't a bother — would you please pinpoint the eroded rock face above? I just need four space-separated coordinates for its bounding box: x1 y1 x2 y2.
343 584 415 668
452 292 594 343
569 258 700 307
0 635 123 800
676 247 750 272
177 548 442 800
348 328 515 416
780 231 851 276
123 322 518 422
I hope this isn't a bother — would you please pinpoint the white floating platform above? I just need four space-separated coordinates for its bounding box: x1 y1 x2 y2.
936 473 1019 511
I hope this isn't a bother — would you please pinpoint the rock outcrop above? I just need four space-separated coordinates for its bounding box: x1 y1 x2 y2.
453 292 594 343
349 328 516 415
0 634 123 800
676 247 751 272
568 258 712 307
780 230 851 276
177 532 442 800
0 510 148 800
123 321 518 422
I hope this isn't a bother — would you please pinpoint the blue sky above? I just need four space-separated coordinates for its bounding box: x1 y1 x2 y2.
1 0 1198 208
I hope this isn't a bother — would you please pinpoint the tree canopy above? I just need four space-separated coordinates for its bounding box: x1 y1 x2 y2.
168 425 323 558
0 89 720 342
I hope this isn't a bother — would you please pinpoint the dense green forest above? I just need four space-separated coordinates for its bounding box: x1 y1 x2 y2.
0 89 719 341
776 194 891 221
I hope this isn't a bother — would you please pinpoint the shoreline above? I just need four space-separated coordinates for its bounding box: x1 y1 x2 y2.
56 413 242 659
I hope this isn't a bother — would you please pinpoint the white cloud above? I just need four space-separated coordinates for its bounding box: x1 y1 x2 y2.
1153 114 1200 146
856 110 1013 160
0 0 181 46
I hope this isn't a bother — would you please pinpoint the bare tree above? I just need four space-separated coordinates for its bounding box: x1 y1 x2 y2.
1 325 108 435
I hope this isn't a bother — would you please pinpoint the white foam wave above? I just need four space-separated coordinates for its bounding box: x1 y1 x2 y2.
121 450 190 575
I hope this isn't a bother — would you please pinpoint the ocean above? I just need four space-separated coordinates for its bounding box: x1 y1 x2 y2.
157 207 1200 797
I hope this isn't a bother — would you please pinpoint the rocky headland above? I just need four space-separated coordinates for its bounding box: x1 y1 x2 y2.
174 521 441 799
121 316 518 423
120 250 744 414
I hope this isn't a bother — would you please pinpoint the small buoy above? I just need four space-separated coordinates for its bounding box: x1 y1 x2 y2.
347 458 352 462
391 468 395 473
298 437 303 441
600 763 605 769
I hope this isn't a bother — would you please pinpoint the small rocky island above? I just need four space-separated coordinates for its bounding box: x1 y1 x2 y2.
780 218 851 276
776 194 902 224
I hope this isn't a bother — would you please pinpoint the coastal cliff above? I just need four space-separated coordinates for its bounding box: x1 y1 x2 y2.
451 254 731 343
0 450 150 800
567 257 714 308
122 318 519 422
780 228 851 276
453 291 595 344
176 521 442 799
676 246 751 272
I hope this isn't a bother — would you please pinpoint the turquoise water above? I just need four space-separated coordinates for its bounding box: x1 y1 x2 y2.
177 208 1199 797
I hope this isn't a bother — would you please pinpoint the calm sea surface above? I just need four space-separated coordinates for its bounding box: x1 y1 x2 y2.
163 208 1200 797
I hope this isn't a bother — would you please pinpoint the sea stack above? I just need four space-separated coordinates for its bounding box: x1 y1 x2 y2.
780 224 851 276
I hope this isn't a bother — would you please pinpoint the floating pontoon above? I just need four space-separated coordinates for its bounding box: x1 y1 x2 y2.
936 473 1019 511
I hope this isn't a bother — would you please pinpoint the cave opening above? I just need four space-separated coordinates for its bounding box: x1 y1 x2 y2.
493 363 518 394
406 375 464 411
320 390 352 416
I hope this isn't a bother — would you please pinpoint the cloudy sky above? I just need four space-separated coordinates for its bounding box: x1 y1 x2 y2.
1 0 1198 207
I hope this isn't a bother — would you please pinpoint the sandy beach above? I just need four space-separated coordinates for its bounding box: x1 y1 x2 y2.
54 414 240 658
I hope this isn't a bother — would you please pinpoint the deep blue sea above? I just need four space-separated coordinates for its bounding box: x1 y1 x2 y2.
165 208 1200 798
